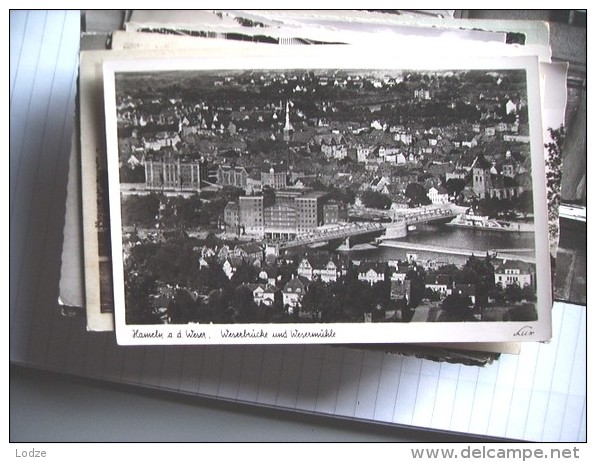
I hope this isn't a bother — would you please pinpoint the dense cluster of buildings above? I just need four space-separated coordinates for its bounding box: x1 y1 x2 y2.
117 69 531 224
224 189 348 240
119 69 538 324
154 238 537 322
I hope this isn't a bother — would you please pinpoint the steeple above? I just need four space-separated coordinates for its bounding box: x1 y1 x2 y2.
283 100 294 141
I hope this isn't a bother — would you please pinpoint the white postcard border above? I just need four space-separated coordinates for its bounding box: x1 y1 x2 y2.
103 49 551 345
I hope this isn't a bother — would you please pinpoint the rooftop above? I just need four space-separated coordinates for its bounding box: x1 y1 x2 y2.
297 191 329 200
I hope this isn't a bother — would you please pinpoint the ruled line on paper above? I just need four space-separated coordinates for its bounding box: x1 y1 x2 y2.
430 362 460 431
411 359 442 429
295 346 326 413
314 347 344 415
159 348 185 391
197 346 225 397
9 10 49 358
354 351 384 420
9 11 30 102
255 346 286 407
523 306 564 441
393 356 423 426
9 10 79 376
486 354 516 437
217 345 244 400
373 352 402 423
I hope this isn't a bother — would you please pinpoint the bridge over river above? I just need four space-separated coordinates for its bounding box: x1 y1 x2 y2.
277 222 384 250
277 206 456 250
395 206 456 228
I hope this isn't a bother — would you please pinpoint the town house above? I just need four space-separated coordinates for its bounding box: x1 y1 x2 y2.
234 242 264 262
240 283 280 307
358 262 388 285
221 256 244 280
425 274 452 297
297 254 344 283
282 276 311 312
494 260 535 289
427 186 450 204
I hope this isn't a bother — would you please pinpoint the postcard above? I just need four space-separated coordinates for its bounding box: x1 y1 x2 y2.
103 49 551 345
79 50 116 331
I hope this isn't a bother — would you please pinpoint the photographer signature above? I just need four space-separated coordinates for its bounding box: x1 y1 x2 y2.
513 326 535 337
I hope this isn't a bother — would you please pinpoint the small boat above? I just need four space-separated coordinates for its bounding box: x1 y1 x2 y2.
447 209 534 233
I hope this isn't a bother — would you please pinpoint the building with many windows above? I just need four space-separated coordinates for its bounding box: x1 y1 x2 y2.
217 165 248 189
294 191 327 233
494 260 535 288
224 202 239 233
323 201 348 225
145 157 201 191
261 167 287 189
239 196 264 237
264 204 297 240
234 189 335 240
275 189 305 207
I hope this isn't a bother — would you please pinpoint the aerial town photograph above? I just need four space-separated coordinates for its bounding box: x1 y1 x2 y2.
112 67 540 327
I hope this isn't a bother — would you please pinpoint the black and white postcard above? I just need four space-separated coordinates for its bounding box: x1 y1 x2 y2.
103 49 552 345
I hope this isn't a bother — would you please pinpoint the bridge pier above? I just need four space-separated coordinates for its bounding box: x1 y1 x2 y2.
382 220 407 240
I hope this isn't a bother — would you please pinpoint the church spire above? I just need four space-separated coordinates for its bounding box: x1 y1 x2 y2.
284 100 294 132
283 100 294 141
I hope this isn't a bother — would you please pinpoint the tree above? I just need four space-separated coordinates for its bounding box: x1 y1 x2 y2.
300 281 331 321
361 190 392 210
439 293 476 322
120 164 145 183
544 125 565 250
521 285 537 302
326 186 356 205
489 283 506 304
504 284 523 303
506 304 538 322
331 272 374 321
121 194 160 227
405 182 431 207
371 280 391 310
262 186 276 207
232 286 258 323
168 289 197 324
514 190 534 217
436 264 459 277
276 259 299 288
406 266 426 308
445 178 466 198
208 289 235 323
175 195 204 227
456 255 495 308
142 240 201 288
197 264 230 294
124 268 159 325
231 261 259 285
425 287 441 302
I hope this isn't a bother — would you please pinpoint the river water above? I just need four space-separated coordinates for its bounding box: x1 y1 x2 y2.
339 223 536 266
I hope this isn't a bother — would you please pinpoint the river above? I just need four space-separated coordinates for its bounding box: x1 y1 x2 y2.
338 222 536 266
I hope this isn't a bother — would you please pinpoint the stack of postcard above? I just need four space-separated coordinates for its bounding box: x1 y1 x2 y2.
60 10 570 365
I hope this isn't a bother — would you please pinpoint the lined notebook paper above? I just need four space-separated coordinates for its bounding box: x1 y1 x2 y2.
9 10 586 443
